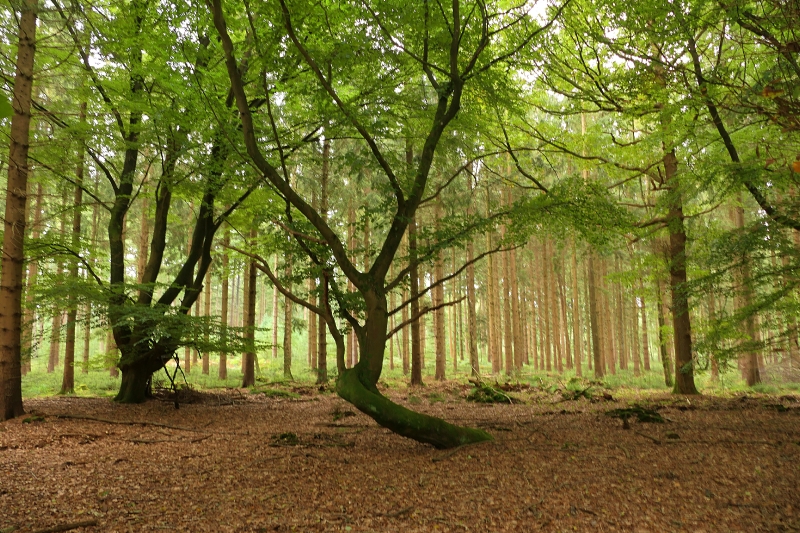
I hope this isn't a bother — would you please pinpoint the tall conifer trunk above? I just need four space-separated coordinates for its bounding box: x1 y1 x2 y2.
61 103 87 394
1 0 38 420
219 230 230 380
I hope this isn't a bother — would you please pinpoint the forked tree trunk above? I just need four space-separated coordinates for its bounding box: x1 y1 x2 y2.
0 0 37 420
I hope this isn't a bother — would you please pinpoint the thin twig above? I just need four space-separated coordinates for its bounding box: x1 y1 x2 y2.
54 414 209 433
31 520 99 533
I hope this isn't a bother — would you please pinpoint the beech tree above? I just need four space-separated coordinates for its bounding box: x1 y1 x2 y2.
208 0 574 447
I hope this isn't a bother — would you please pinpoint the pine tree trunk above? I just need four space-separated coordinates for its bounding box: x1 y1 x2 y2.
571 245 582 376
466 240 479 376
588 252 604 378
283 258 294 380
543 240 553 372
664 151 699 394
242 229 258 387
409 215 422 386
557 258 571 372
434 204 446 381
219 230 230 380
1 0 37 420
22 181 43 375
240 265 249 375
731 202 761 386
640 285 651 372
308 277 317 369
316 138 330 383
528 248 540 371
502 244 514 376
271 256 279 360
61 102 87 394
202 268 211 375
656 277 674 387
615 256 628 371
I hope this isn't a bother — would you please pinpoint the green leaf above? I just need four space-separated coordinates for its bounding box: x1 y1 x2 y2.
0 96 12 119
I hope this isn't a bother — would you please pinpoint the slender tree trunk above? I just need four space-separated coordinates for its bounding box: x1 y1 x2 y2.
528 248 539 371
543 240 553 372
202 268 211 375
664 151 699 394
308 277 317 369
615 256 628 371
316 139 330 383
466 240 479 376
61 103 87 394
409 215 422 386
434 204 446 380
283 257 294 380
219 230 230 380
640 287 651 372
588 252 604 379
731 202 761 386
449 249 458 373
502 243 514 375
271 256 279 360
557 258 571 372
22 181 43 375
242 229 258 387
1 0 37 419
571 245 582 376
49 189 69 374
656 277 674 387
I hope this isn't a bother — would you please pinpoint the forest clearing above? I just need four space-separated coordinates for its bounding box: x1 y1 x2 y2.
2 384 800 533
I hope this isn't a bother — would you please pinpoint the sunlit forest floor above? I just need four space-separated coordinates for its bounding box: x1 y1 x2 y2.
2 364 799 533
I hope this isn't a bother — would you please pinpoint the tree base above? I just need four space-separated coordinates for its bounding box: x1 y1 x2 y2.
336 366 493 449
114 366 153 403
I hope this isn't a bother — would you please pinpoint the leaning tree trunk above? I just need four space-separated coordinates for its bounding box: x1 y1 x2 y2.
337 294 492 449
0 0 37 420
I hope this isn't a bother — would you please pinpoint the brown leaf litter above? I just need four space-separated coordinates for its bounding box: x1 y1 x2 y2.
1 385 799 532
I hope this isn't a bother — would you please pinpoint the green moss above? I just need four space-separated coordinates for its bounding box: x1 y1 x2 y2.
336 366 493 449
467 385 514 404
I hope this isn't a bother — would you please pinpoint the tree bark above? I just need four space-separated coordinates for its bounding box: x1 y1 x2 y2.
571 245 582 376
656 277 674 387
664 150 699 394
588 252 603 379
61 102 87 394
219 230 229 380
283 258 294 380
466 239 479 376
1 0 37 420
409 216 422 386
242 229 258 387
434 203 446 380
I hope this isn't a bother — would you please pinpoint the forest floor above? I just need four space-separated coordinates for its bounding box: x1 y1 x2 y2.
1 381 799 533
